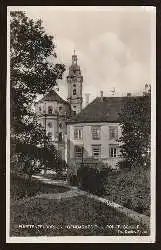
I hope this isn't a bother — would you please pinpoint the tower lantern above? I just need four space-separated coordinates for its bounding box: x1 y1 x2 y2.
72 50 78 65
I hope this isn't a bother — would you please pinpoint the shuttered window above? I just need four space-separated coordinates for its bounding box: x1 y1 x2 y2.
74 146 83 159
109 126 118 140
74 127 83 140
91 126 101 140
92 145 101 159
109 145 118 158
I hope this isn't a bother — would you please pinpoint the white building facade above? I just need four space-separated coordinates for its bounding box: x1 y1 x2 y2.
67 122 122 173
66 96 128 176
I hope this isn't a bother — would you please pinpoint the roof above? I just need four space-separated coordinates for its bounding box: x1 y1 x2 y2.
37 90 70 105
67 96 144 124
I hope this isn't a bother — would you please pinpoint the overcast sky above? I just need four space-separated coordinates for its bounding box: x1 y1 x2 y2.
10 6 155 105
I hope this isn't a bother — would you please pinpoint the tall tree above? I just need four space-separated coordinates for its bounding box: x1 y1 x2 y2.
119 86 151 168
10 11 65 176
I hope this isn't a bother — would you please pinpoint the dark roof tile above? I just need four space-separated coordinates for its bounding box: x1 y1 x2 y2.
68 96 143 123
38 90 70 105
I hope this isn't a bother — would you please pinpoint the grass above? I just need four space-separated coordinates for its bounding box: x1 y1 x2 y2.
103 167 150 216
10 195 149 236
10 174 69 202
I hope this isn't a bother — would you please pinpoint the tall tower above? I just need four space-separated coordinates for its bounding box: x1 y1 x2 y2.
67 51 83 115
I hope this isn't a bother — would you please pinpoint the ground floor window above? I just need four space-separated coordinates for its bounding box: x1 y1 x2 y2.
109 144 119 158
92 144 101 159
47 132 52 141
74 145 83 159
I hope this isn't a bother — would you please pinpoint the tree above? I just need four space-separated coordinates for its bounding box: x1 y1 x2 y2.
10 11 65 178
119 86 151 168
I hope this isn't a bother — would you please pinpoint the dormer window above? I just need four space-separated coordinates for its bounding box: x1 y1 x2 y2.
73 89 76 95
48 106 53 114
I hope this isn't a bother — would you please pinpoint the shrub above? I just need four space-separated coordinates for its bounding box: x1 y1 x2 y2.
77 163 110 195
69 174 78 186
117 159 130 170
104 167 150 216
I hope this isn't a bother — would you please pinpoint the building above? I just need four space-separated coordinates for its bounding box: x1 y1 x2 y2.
66 93 135 175
35 52 83 160
35 90 71 160
35 52 145 176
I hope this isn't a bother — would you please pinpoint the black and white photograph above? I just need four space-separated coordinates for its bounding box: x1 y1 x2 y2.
6 6 156 243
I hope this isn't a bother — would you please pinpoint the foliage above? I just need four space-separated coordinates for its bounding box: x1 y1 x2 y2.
10 11 65 177
104 167 150 216
11 141 64 177
119 87 151 168
77 163 110 195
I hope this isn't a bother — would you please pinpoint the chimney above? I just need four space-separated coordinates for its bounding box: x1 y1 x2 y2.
127 92 131 97
100 91 103 101
85 93 90 106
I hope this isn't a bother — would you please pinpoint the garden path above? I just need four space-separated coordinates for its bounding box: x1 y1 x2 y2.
32 175 150 228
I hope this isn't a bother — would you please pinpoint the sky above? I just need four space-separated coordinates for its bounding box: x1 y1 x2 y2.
10 6 155 106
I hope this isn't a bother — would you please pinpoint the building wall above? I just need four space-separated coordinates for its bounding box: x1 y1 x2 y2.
35 100 70 161
35 101 69 116
67 122 123 173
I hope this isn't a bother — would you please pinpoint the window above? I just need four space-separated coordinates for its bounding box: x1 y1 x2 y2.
73 89 76 95
74 145 83 159
59 132 63 141
109 126 118 140
109 145 118 158
92 145 101 159
47 132 52 141
59 123 62 129
91 126 101 140
73 106 76 109
47 122 53 128
74 127 83 140
73 111 76 116
48 106 53 114
39 107 41 112
59 106 62 111
73 84 76 87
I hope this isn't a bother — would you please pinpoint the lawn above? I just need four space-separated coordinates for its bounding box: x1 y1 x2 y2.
103 167 150 216
10 195 149 236
10 174 69 202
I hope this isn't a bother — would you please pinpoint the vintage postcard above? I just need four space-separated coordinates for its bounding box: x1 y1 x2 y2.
6 6 156 243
